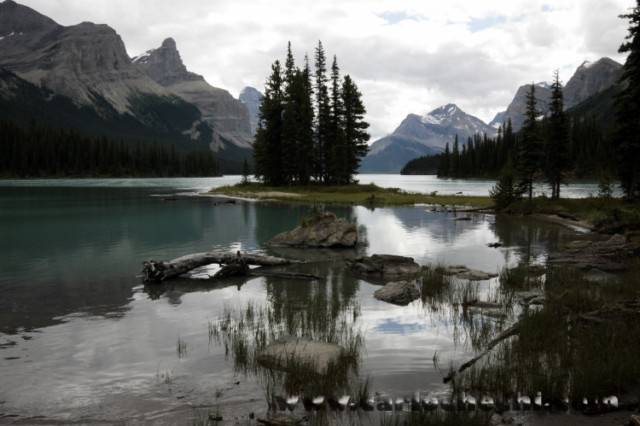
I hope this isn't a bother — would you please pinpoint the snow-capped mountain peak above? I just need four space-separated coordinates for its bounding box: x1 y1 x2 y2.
420 104 461 125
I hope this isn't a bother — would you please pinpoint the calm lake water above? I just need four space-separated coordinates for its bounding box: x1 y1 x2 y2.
0 178 582 423
0 174 615 198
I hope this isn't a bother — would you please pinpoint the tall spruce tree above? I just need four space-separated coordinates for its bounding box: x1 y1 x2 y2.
297 55 315 184
281 42 299 184
253 60 284 185
314 41 331 182
517 84 542 201
615 0 640 200
341 74 370 181
545 71 569 199
452 135 460 177
328 56 345 183
438 143 451 177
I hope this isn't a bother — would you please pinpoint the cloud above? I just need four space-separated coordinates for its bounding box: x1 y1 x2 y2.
18 0 634 140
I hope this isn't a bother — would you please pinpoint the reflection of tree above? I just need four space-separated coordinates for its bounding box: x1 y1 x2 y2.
492 215 568 264
209 266 365 402
454 268 640 405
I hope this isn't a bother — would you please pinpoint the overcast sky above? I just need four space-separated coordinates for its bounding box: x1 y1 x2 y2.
19 0 634 140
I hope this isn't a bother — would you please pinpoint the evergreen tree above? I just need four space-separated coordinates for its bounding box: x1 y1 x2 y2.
490 160 519 209
615 0 640 200
545 71 569 199
341 75 370 181
241 158 250 184
314 41 331 182
281 42 299 184
452 135 460 177
517 84 543 201
438 143 450 177
328 56 346 183
254 60 285 185
296 55 315 184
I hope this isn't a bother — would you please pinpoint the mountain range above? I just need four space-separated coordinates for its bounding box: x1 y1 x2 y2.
360 104 496 173
0 0 262 172
362 57 623 173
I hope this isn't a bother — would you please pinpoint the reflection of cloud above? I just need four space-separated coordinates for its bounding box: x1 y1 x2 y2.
355 206 513 272
375 319 426 334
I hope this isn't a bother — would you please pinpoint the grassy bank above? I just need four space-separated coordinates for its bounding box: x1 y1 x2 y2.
504 197 640 233
210 182 493 208
210 182 640 232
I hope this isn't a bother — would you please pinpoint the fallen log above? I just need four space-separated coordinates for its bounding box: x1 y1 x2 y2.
142 251 303 283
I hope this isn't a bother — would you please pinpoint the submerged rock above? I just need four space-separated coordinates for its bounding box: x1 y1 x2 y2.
348 254 420 278
257 338 344 374
374 280 420 306
443 265 498 281
268 212 357 248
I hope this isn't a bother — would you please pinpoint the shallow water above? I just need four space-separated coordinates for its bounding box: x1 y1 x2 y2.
0 181 579 423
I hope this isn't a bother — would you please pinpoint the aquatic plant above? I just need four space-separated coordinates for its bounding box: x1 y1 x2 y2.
453 265 640 404
177 337 188 359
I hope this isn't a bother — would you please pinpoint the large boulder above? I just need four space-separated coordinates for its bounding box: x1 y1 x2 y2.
349 254 420 278
256 338 344 374
374 280 420 306
268 212 357 248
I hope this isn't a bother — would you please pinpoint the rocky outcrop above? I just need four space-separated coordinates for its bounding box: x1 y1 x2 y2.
268 212 357 248
134 38 253 150
348 254 420 278
374 280 420 306
257 338 344 374
443 265 498 281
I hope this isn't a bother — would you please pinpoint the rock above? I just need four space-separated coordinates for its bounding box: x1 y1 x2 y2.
348 254 420 278
374 280 420 306
256 338 344 374
268 212 357 248
487 242 503 248
443 265 498 281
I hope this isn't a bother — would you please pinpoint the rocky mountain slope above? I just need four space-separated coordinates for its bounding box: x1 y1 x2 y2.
134 38 253 150
361 104 496 173
0 0 253 171
493 57 622 131
564 58 623 109
239 86 263 136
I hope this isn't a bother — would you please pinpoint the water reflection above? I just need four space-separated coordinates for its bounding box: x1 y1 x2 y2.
0 187 582 421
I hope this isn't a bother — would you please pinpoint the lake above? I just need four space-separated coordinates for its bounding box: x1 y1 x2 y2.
0 177 598 423
0 174 614 198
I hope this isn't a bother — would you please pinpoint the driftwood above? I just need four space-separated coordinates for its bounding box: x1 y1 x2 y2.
444 323 520 383
142 251 303 283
